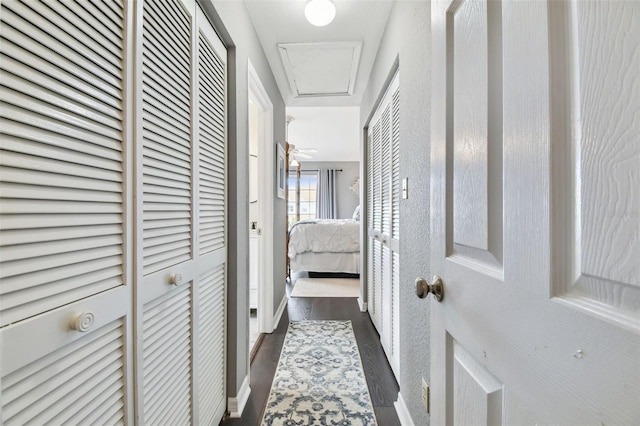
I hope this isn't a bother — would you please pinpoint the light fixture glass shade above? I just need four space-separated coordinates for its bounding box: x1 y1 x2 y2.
304 0 336 27
290 157 300 168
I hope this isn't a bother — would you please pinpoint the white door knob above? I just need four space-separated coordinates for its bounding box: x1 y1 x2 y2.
70 312 95 332
169 273 183 285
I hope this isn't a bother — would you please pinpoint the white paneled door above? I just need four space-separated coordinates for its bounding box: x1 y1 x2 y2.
430 0 639 424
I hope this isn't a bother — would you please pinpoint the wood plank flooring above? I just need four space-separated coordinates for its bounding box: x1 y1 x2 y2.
220 278 400 425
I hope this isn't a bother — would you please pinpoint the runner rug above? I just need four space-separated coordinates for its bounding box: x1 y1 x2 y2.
261 320 377 425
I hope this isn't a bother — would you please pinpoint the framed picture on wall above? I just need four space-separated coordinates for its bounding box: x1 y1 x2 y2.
276 143 286 199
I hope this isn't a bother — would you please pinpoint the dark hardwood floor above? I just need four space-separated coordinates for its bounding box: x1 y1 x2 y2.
220 277 401 425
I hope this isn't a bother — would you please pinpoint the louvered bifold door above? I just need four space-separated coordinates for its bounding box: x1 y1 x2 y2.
364 71 400 378
366 128 375 320
137 1 227 424
390 81 401 377
195 7 227 426
371 120 383 332
139 0 194 423
380 101 393 357
0 0 133 423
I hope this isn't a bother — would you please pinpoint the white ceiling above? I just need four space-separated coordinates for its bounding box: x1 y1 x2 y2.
244 0 394 107
287 107 360 162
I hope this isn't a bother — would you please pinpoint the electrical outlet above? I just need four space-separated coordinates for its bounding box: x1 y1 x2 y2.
421 378 430 413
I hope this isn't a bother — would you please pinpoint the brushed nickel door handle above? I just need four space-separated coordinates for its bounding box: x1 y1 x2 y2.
415 276 444 302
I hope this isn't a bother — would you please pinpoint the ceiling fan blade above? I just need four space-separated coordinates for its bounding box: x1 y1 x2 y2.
295 152 313 159
297 148 318 153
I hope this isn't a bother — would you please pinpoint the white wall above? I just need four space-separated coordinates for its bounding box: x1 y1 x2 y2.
299 161 360 220
287 106 360 162
360 1 432 424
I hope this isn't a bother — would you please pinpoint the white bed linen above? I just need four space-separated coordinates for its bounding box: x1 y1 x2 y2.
289 252 360 274
288 219 360 258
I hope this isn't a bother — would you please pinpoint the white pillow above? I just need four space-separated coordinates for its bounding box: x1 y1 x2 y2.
352 205 360 221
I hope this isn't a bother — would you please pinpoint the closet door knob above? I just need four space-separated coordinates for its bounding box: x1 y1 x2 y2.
70 312 95 332
169 273 183 285
415 276 444 302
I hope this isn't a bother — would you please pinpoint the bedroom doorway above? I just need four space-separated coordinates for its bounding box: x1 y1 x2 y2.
248 61 275 358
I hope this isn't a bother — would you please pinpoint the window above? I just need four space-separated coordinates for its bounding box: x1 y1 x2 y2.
287 170 318 227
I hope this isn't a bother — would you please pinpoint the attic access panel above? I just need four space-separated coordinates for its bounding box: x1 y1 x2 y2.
278 42 362 97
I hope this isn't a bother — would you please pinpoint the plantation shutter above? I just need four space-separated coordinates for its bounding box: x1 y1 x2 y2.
365 70 400 378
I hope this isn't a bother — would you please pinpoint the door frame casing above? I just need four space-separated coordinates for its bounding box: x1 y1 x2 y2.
248 60 274 334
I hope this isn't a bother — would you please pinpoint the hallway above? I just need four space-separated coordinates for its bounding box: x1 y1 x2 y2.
221 277 401 425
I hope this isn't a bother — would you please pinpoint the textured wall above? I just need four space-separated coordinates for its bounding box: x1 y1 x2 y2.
201 0 287 402
359 1 432 424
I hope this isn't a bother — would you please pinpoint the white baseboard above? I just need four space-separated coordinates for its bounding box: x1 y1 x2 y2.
272 294 288 332
357 297 367 312
227 375 251 418
394 392 415 426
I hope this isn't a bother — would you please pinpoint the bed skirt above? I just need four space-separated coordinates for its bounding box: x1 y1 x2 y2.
289 252 360 274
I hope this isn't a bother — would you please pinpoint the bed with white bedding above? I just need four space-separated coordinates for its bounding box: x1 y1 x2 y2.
288 219 360 274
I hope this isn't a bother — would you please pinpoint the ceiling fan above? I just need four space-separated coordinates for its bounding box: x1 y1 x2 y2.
288 144 317 160
285 116 318 166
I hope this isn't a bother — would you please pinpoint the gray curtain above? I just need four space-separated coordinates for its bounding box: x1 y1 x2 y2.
316 169 337 219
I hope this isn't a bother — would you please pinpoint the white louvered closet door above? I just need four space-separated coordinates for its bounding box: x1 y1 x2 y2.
365 71 400 378
366 125 375 325
139 0 194 422
0 0 133 424
370 120 382 332
138 0 227 424
380 100 392 359
195 8 228 426
390 84 400 376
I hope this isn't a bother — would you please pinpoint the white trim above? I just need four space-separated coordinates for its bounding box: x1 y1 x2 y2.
248 60 274 335
271 295 289 332
227 375 251 418
122 0 136 423
394 393 416 426
380 334 399 380
357 297 367 312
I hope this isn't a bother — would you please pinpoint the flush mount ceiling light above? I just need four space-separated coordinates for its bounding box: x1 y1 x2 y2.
304 0 336 27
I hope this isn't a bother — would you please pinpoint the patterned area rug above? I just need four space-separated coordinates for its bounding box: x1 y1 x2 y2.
261 321 377 425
